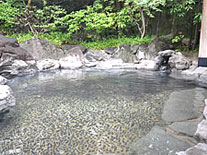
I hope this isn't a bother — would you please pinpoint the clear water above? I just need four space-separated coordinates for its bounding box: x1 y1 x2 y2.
0 69 197 154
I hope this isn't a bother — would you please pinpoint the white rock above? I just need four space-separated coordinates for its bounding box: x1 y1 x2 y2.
0 75 7 85
36 59 60 71
136 60 158 70
177 143 207 155
158 50 175 57
195 120 207 142
96 59 124 69
136 51 145 60
0 85 15 112
59 55 83 69
169 52 192 70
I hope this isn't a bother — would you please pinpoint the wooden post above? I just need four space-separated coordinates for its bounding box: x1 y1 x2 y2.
198 0 207 67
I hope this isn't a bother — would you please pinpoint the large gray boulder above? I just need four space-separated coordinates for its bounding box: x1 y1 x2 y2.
0 45 33 61
59 47 85 69
0 35 19 47
85 49 110 62
20 37 65 60
112 44 137 63
169 52 192 70
0 85 15 117
61 44 87 54
105 47 117 55
0 35 35 77
147 38 169 59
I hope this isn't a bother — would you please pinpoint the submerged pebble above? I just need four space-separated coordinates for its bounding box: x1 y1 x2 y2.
0 70 196 154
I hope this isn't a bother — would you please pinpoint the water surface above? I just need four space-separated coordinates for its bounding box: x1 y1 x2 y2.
0 69 197 154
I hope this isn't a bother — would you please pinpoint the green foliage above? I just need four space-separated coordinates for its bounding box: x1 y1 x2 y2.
80 36 152 49
194 12 202 24
0 0 19 32
167 0 196 17
8 32 69 46
123 0 166 38
63 0 132 40
8 32 152 49
0 0 67 34
0 0 203 51
172 34 184 43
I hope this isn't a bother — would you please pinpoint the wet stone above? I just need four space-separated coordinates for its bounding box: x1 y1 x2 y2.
162 88 206 122
129 126 191 155
169 121 199 137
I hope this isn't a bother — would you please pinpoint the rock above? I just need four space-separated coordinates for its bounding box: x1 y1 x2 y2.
105 47 118 55
113 44 137 63
59 46 85 69
169 122 199 137
0 75 7 85
12 60 37 76
136 60 158 70
0 35 34 77
204 99 207 119
66 46 85 60
0 46 33 61
0 35 19 47
182 67 207 78
96 58 124 69
186 143 207 155
195 120 207 143
129 126 190 155
0 59 37 77
36 59 60 71
59 56 83 69
20 37 65 60
61 44 87 54
158 50 175 58
162 88 206 122
85 49 110 62
153 50 175 71
147 38 169 60
177 143 207 155
96 58 138 69
0 85 15 116
169 52 192 70
131 44 140 54
199 70 207 83
136 44 149 60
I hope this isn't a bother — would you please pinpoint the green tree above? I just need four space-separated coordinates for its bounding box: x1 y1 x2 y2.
123 0 166 38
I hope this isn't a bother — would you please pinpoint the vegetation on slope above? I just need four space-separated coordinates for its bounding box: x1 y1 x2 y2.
0 0 203 52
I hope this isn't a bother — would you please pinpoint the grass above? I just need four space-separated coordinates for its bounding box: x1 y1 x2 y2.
7 32 153 49
80 36 152 49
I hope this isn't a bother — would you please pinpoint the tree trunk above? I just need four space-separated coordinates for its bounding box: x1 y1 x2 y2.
27 0 32 6
140 7 146 39
171 15 176 37
188 16 194 50
156 12 161 37
193 23 199 50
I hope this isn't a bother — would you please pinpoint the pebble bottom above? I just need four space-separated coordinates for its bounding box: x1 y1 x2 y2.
0 90 170 154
